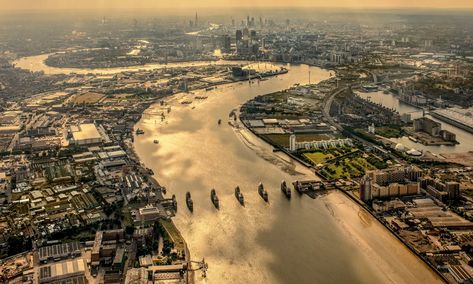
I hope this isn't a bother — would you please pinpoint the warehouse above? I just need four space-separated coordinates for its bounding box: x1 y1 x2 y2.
38 242 81 263
38 258 86 283
70 123 103 146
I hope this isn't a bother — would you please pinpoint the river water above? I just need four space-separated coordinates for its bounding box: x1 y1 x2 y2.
16 55 442 284
14 54 252 75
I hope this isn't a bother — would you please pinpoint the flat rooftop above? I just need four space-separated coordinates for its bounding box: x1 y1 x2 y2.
39 258 85 282
71 124 101 141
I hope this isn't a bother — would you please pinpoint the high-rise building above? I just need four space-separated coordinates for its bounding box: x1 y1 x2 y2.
289 135 296 152
360 166 423 202
250 30 257 40
360 176 372 202
235 30 242 42
446 182 460 201
221 35 231 51
420 177 461 202
242 28 249 39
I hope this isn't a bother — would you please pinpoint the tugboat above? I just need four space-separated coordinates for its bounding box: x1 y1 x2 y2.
186 192 193 212
218 119 222 125
281 180 291 199
234 186 244 205
210 189 219 209
258 182 269 202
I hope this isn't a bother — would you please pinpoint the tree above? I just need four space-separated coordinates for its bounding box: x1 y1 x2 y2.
7 235 32 256
125 226 135 236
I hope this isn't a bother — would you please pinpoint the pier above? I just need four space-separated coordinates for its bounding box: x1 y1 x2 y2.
293 180 329 199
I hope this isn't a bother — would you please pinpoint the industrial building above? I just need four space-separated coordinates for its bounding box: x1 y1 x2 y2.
38 259 86 283
91 229 125 267
137 205 163 224
69 123 103 146
407 199 473 229
413 117 457 142
38 242 81 263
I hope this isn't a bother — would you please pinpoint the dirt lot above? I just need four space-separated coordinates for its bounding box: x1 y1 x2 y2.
440 152 473 167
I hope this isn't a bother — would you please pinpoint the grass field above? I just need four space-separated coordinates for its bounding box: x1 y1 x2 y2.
319 154 379 180
303 152 335 165
303 147 357 165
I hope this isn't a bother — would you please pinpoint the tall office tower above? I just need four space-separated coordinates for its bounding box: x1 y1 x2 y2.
359 176 372 202
221 35 231 51
242 27 249 39
236 30 242 42
250 30 257 41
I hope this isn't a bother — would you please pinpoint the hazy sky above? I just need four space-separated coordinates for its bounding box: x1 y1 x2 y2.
1 0 473 10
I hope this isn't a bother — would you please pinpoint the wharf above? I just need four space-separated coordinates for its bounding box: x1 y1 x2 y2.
292 180 329 199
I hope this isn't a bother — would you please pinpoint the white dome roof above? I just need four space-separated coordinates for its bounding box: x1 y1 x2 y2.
395 143 406 151
407 148 422 156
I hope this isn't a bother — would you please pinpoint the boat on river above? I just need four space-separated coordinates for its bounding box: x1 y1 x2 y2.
218 119 222 125
186 192 193 212
258 182 268 202
211 189 219 209
234 186 244 205
281 180 291 199
136 128 144 135
153 139 159 144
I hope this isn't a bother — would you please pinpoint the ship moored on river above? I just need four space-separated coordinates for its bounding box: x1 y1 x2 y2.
211 189 219 209
186 192 193 212
234 186 245 205
281 180 291 199
258 182 269 202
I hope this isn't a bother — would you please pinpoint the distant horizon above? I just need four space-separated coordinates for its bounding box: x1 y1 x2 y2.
2 6 473 14
1 0 473 11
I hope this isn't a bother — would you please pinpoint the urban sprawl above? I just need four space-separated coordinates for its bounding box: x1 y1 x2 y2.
1 9 473 284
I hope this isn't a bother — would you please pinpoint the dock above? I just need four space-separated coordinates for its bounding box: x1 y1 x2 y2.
292 180 328 199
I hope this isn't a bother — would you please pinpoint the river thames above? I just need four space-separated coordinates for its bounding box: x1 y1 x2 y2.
15 55 443 283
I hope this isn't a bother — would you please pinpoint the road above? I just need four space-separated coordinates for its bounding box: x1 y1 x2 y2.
321 85 401 163
321 86 347 132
